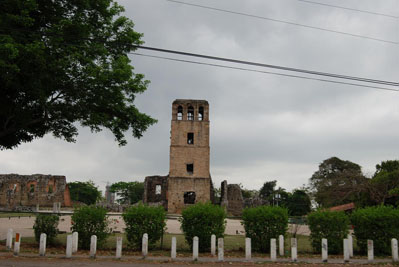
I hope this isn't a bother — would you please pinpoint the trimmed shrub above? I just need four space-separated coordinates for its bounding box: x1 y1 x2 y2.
33 214 59 245
122 205 166 249
241 206 288 252
308 210 349 254
180 202 226 252
71 206 110 249
351 206 399 255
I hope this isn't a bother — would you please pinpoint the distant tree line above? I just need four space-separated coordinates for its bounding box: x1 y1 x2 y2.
68 180 144 205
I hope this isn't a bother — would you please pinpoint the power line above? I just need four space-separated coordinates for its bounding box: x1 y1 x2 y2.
166 0 398 45
134 45 399 87
2 28 398 88
297 0 399 19
131 52 399 92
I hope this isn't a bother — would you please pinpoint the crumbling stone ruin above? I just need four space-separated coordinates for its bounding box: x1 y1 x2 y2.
220 180 244 216
0 174 71 210
144 100 213 213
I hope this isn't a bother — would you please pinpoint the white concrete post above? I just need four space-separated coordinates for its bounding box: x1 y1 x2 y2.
66 234 72 258
36 204 39 212
218 238 224 262
90 235 97 258
343 238 350 262
72 232 78 253
348 234 353 257
116 236 122 259
392 238 398 262
39 233 47 256
211 234 216 256
142 233 148 258
322 238 328 262
245 237 251 260
279 235 284 256
291 238 297 262
367 240 374 263
6 229 13 250
193 236 199 261
270 238 277 262
171 236 176 259
53 202 58 213
13 233 21 256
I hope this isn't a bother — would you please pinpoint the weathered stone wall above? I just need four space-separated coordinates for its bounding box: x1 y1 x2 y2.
169 99 210 179
220 180 244 216
143 175 168 210
0 174 71 209
167 177 211 214
226 184 243 216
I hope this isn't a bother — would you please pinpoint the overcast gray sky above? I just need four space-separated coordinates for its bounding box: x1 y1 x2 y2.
1 0 398 193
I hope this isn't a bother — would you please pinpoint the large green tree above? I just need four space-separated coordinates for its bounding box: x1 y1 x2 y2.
367 160 399 206
0 0 156 150
286 189 311 216
309 157 367 208
68 181 102 205
110 181 144 204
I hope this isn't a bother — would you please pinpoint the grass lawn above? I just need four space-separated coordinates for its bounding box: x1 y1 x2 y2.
1 233 314 258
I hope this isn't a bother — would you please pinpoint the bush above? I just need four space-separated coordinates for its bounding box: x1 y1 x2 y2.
351 206 399 255
71 206 110 249
241 206 288 252
33 214 59 245
308 210 349 254
180 202 226 252
122 205 166 249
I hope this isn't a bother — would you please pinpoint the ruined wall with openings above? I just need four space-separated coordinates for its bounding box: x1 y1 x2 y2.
143 175 168 210
0 174 71 209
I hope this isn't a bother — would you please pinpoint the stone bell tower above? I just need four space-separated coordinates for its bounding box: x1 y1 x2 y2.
167 99 211 213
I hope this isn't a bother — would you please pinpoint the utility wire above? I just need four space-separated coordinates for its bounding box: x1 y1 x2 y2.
297 0 399 19
166 0 398 45
135 45 399 87
2 28 398 88
131 52 399 92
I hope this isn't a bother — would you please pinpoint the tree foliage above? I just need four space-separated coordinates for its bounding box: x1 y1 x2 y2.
0 0 156 150
33 214 59 245
242 206 288 252
122 205 166 249
309 157 367 207
71 206 110 249
180 202 226 252
110 181 144 204
286 189 312 216
68 181 101 205
367 160 399 206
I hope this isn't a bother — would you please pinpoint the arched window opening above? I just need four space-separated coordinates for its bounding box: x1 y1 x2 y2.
177 106 183 120
184 191 196 204
187 106 194 120
198 106 204 121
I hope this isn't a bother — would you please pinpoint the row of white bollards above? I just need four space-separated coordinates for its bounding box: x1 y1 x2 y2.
5 228 399 262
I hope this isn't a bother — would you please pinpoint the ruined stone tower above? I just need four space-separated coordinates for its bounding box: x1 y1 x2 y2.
167 99 211 213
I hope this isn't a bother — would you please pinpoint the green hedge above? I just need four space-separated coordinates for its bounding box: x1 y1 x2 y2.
180 202 226 252
33 214 59 245
71 206 110 249
351 206 399 255
308 210 349 254
241 206 288 252
122 205 166 249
